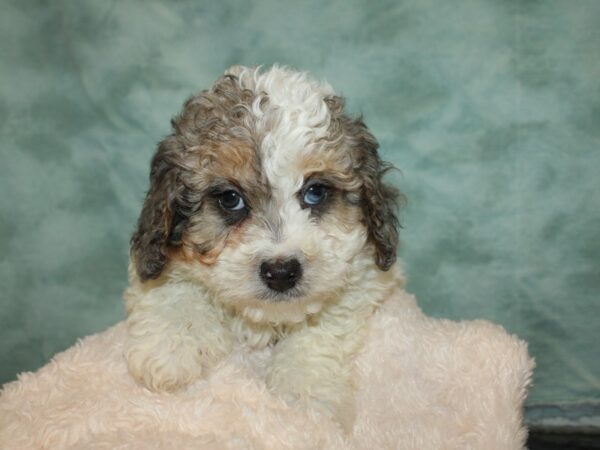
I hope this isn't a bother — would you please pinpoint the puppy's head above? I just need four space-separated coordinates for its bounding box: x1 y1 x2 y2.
131 66 400 320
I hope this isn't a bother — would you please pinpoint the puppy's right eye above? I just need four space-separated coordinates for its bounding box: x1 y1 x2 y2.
303 184 328 206
218 190 246 211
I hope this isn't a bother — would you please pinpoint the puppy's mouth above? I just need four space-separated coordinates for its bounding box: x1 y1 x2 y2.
258 285 305 302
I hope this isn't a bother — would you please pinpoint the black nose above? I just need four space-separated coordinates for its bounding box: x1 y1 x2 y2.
260 258 302 292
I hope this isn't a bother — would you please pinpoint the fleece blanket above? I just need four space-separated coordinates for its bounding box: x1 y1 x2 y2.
0 290 533 449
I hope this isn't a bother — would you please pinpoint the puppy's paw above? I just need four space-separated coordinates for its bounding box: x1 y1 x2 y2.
124 282 235 392
125 329 206 392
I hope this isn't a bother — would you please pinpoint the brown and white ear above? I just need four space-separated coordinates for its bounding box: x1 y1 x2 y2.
348 117 401 271
130 136 187 281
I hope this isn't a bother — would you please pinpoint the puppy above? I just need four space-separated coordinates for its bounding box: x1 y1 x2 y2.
124 65 403 429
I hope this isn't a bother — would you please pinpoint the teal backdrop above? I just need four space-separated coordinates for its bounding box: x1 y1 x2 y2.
1 0 598 427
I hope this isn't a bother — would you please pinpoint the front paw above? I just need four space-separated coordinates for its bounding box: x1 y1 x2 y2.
125 330 206 392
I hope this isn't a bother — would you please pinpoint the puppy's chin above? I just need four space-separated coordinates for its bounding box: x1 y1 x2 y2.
238 292 335 325
257 286 306 302
216 281 339 324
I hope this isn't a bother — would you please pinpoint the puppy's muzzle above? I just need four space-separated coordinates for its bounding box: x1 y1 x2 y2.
260 258 302 292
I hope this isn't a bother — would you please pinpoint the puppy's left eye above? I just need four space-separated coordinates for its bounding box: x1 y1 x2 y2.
303 184 328 206
219 190 246 211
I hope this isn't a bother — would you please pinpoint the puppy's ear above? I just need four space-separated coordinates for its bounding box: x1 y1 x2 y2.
130 136 186 281
349 118 401 271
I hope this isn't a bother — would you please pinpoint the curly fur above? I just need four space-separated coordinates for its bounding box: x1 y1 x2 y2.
124 65 403 429
0 69 534 450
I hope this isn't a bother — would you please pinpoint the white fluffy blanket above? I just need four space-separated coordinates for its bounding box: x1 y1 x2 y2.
0 291 533 449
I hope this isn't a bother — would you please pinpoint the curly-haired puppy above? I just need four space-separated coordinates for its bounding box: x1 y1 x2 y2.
124 65 402 430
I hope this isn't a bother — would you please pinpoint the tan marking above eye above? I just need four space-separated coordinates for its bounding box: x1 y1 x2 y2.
298 147 354 180
301 169 361 194
203 141 257 175
198 140 268 202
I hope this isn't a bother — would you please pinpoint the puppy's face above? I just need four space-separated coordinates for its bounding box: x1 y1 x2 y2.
131 66 399 321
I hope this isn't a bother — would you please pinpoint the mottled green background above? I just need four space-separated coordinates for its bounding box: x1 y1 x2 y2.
1 0 598 426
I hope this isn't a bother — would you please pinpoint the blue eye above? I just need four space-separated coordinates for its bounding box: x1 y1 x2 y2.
303 184 328 206
219 190 245 211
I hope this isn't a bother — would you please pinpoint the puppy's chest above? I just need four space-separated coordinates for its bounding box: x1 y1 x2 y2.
228 314 306 348
227 343 274 379
225 315 313 372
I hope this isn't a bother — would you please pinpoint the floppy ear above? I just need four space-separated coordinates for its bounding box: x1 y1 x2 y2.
349 117 401 271
130 135 187 281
